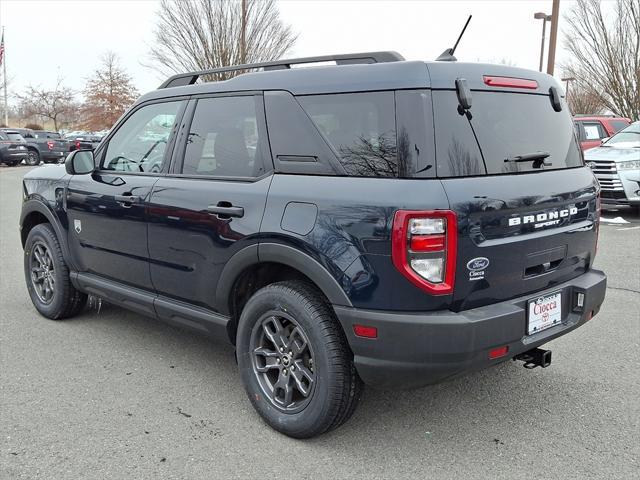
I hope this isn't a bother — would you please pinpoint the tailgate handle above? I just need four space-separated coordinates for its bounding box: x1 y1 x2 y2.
524 246 566 277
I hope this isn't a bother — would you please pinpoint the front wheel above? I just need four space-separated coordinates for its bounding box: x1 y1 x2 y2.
24 223 87 319
237 281 362 438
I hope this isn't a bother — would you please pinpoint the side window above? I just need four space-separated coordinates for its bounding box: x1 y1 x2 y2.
181 95 268 178
610 120 629 133
102 101 183 173
297 92 397 177
582 122 606 140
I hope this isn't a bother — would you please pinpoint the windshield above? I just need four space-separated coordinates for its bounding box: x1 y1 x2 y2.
605 123 640 147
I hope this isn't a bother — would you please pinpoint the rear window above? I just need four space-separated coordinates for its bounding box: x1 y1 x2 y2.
433 91 582 177
297 92 398 177
5 132 25 142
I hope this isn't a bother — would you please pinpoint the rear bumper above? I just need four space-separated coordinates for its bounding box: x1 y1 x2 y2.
0 151 28 163
333 269 606 389
41 151 67 162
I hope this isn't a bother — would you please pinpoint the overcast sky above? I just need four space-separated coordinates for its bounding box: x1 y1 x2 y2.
0 0 584 102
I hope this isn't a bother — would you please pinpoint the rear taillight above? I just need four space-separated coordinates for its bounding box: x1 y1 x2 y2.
75 140 81 150
47 140 54 150
392 210 457 295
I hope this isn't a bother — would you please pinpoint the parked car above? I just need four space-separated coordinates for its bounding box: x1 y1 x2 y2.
64 133 102 152
574 115 631 151
32 131 69 164
0 130 29 166
0 128 68 165
20 51 606 438
585 121 640 211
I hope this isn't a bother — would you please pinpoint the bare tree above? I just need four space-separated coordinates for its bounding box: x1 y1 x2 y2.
563 0 640 119
82 52 138 131
566 81 605 114
148 0 297 80
17 78 76 131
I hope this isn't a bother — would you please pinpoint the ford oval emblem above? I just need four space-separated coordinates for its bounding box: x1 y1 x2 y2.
467 257 490 271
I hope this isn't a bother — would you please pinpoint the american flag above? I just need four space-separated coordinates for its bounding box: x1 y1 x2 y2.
0 31 4 66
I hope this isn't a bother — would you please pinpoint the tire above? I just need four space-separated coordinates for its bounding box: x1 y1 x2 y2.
26 150 40 166
24 223 87 320
237 281 362 438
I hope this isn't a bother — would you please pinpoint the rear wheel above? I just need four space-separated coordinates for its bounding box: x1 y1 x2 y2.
237 281 362 438
26 150 40 166
24 223 87 319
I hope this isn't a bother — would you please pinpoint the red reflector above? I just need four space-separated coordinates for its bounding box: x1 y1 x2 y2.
489 345 509 359
353 324 377 339
410 234 445 252
483 75 538 89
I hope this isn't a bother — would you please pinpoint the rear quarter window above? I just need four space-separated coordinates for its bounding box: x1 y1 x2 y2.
297 92 398 177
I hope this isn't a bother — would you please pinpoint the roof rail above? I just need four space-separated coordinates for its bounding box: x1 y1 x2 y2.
158 51 405 89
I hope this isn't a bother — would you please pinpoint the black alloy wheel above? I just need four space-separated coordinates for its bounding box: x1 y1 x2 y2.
27 150 40 166
29 241 56 304
250 311 316 413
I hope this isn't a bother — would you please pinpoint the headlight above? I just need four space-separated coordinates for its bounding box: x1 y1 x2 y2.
617 159 640 170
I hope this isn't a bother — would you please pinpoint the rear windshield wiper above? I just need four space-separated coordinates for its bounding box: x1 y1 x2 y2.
504 152 551 168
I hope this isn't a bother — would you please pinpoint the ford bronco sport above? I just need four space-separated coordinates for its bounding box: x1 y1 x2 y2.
20 51 606 438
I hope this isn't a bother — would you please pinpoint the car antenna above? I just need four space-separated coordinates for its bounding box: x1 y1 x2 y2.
436 15 472 62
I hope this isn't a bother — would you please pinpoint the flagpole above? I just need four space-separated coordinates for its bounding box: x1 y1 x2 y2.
2 27 7 126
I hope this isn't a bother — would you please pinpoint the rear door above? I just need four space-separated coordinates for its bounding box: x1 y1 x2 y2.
431 84 598 312
147 93 272 313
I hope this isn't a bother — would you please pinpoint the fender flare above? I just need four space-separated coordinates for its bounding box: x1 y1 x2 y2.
215 242 353 315
20 199 74 269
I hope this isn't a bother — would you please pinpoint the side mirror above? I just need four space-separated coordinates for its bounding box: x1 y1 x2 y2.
65 149 95 175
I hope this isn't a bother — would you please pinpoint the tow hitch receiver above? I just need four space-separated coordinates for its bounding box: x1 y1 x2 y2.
515 348 552 369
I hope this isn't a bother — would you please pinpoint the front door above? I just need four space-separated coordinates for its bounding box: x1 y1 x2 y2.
147 94 273 312
66 99 186 290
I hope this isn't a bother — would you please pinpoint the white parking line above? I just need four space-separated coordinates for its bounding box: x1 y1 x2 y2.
616 226 640 231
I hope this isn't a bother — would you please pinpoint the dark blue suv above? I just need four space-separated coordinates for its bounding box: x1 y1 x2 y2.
20 52 606 438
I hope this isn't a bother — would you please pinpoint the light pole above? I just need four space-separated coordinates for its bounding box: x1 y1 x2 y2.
534 12 552 72
561 76 576 102
547 0 561 75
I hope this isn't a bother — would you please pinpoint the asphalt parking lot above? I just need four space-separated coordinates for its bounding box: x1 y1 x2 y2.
1 165 638 479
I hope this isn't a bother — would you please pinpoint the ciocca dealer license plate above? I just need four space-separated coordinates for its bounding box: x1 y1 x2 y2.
527 292 562 335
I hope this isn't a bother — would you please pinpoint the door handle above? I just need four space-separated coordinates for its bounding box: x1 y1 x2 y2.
207 204 244 218
114 194 141 206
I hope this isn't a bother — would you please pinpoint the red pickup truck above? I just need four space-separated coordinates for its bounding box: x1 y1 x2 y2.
573 115 631 151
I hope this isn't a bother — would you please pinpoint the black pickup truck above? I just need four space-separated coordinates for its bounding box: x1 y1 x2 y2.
0 128 68 165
